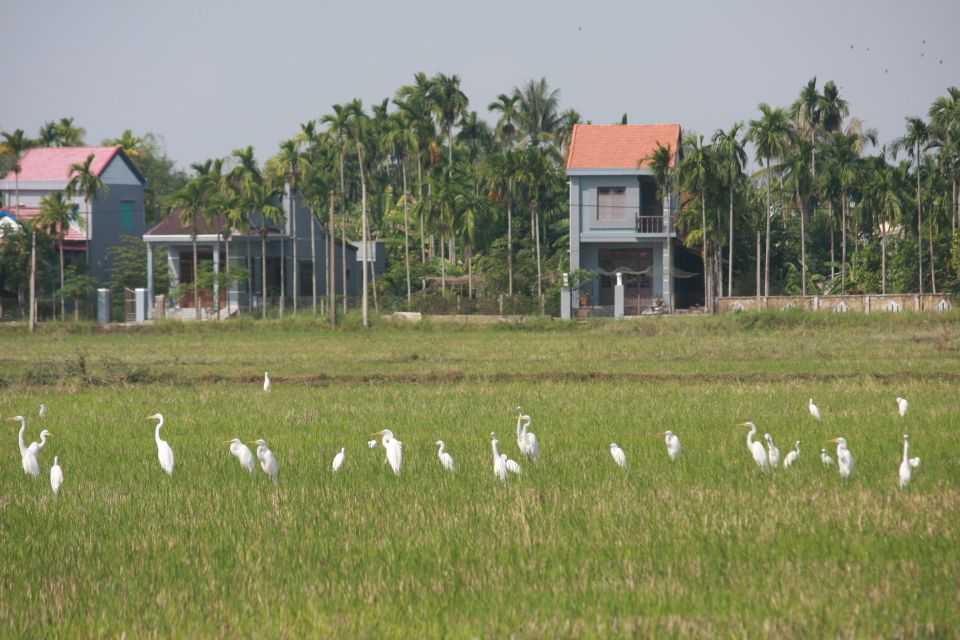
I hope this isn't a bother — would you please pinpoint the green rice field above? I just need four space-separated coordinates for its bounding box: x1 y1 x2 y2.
0 312 958 637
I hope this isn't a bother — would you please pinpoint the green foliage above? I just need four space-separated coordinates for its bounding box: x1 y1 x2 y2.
106 235 170 293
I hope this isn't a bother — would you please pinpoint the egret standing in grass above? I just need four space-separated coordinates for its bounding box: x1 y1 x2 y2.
50 456 63 494
263 372 271 393
765 433 781 468
821 448 835 467
829 437 854 482
783 441 800 468
225 438 256 473
502 453 521 475
808 399 821 421
24 428 52 477
608 443 627 469
39 404 48 420
147 414 174 476
896 396 909 417
332 447 345 473
435 440 455 472
737 422 769 472
516 410 541 461
898 434 915 489
663 431 682 461
372 430 403 476
10 416 40 478
249 439 278 482
491 433 507 482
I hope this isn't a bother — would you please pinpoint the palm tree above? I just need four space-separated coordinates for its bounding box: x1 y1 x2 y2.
395 74 436 263
514 78 561 148
677 134 716 311
66 153 108 266
247 183 284 318
55 118 86 146
172 178 208 319
321 103 353 314
783 133 813 295
344 99 372 327
275 139 302 313
38 122 59 147
824 131 863 293
23 216 39 331
515 147 556 312
893 116 932 293
103 129 145 157
488 93 520 147
382 112 419 305
928 87 960 232
556 109 583 156
748 104 790 296
1 129 34 216
791 78 822 173
428 73 469 176
36 192 81 320
484 150 521 296
712 124 747 296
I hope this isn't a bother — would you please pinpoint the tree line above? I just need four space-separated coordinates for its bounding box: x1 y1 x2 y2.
2 77 959 326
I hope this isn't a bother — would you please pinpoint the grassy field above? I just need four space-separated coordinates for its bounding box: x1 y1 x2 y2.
1 313 959 638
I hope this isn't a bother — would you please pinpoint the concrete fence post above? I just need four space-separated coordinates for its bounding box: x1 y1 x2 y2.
135 288 147 324
560 273 571 320
97 288 111 325
614 272 624 319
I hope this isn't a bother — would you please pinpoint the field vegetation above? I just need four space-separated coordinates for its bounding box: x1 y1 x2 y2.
1 313 958 637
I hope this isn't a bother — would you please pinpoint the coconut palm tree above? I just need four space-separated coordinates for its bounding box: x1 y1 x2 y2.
712 124 747 296
893 116 932 293
488 93 520 148
1 129 33 215
748 104 790 296
382 112 419 305
783 133 814 295
66 153 108 266
824 131 864 293
103 130 145 157
556 109 583 157
514 77 561 148
484 149 521 296
321 103 354 314
36 192 82 320
172 178 208 319
928 87 960 232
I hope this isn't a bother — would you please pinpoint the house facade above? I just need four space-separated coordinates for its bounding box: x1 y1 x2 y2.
566 124 700 314
143 189 383 316
0 146 147 283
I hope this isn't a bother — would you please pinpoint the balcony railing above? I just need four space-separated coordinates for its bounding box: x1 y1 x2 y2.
635 213 664 234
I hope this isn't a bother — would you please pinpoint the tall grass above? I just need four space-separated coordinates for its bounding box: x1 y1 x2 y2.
0 317 958 637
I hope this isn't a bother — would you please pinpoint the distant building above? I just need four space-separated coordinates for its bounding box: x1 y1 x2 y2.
0 146 147 283
143 189 383 316
566 124 702 313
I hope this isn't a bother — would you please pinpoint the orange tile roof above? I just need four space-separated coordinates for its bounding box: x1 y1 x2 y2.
566 124 682 170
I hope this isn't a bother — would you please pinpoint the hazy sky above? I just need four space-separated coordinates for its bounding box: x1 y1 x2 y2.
4 0 957 169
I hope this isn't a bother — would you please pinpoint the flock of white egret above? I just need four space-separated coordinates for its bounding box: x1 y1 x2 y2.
8 382 922 494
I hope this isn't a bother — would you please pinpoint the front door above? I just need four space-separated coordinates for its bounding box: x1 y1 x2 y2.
598 248 653 311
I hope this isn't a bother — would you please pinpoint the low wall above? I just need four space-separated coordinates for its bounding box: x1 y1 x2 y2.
716 294 954 314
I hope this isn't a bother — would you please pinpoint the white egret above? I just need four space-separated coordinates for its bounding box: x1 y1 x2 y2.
225 438 256 473
896 396 909 417
829 437 854 482
50 456 63 494
39 404 48 420
502 453 522 475
737 422 769 471
909 457 920 468
765 433 781 468
491 433 507 482
147 414 174 476
23 428 53 478
783 441 800 468
662 431 682 461
372 430 403 476
263 371 271 393
332 447 345 473
516 411 541 461
435 440 455 472
898 434 914 489
249 439 279 482
808 398 821 421
367 439 378 449
9 416 39 477
821 448 835 467
608 443 627 469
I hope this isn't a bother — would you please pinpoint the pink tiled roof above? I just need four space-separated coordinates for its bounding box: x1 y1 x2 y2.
3 146 122 182
566 124 682 170
1 206 86 241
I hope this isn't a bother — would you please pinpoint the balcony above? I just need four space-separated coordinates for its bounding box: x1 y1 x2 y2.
635 206 669 234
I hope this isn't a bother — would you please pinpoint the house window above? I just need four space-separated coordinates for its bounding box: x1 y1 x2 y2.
299 261 313 296
121 200 134 231
597 187 626 221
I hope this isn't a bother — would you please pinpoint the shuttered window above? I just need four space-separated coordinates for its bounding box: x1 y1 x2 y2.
597 187 626 221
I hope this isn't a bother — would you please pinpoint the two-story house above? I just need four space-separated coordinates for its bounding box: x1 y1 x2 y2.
0 146 147 284
566 124 701 314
